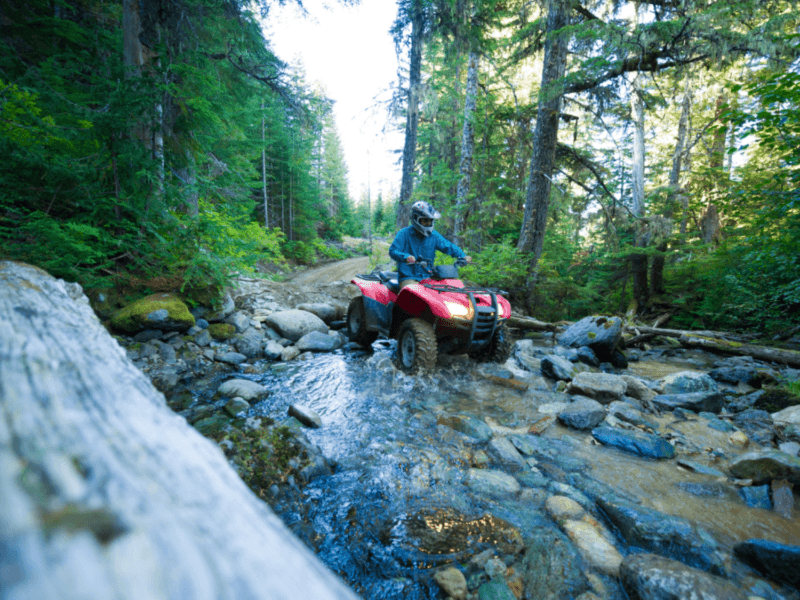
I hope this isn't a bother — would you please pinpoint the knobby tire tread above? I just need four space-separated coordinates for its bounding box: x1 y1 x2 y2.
347 297 379 348
397 318 437 373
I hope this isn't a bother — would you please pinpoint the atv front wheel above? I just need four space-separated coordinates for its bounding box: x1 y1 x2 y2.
346 297 379 348
470 323 513 363
396 319 437 374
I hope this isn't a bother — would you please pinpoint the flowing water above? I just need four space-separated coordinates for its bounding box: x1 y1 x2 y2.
242 342 800 599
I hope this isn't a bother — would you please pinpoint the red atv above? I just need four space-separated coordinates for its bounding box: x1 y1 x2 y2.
347 258 513 373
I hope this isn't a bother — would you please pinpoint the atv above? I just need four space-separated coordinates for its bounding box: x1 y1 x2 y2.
347 258 513 373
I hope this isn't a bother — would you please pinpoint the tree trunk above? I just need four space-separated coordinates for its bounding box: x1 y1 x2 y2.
630 72 648 307
397 0 424 230
679 334 800 368
0 261 359 600
262 102 269 228
652 78 691 296
453 49 480 246
517 0 569 292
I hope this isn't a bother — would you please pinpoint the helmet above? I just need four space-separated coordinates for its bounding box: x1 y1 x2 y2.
410 201 440 237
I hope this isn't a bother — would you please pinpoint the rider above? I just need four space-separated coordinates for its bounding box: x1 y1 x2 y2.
389 201 471 288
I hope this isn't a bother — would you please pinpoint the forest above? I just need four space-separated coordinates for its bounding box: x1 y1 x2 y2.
1 0 798 337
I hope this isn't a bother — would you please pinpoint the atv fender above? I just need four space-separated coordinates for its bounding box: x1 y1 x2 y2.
351 279 395 335
395 284 452 320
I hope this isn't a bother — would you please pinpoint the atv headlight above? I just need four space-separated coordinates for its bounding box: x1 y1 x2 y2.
497 303 504 317
444 301 473 320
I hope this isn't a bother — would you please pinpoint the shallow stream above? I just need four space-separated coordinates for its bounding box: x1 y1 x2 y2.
242 341 799 599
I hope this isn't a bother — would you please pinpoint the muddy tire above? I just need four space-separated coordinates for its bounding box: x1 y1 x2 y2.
346 297 378 348
471 323 513 363
396 319 437 374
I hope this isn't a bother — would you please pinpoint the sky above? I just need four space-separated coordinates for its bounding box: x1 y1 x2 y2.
262 0 404 203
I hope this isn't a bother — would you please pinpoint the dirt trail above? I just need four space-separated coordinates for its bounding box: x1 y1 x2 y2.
288 241 392 287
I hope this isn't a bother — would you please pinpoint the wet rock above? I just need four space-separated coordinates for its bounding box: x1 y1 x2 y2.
467 469 521 497
484 557 507 580
728 450 800 485
434 567 467 600
151 369 180 392
738 485 772 510
595 495 726 575
675 459 726 478
558 315 623 362
554 346 580 362
215 351 247 365
521 528 588 600
437 415 494 442
732 409 776 446
558 398 607 430
217 379 269 402
734 539 800 590
566 372 628 404
288 404 322 428
547 483 592 509
234 329 264 358
110 293 195 333
193 413 231 437
773 404 800 425
651 392 726 414
621 375 658 403
264 340 285 360
780 441 800 457
265 309 329 342
281 346 301 361
561 519 622 577
193 329 213 347
477 580 516 600
133 329 164 342
591 427 675 460
296 330 342 352
225 311 251 333
727 389 765 413
296 302 339 324
541 355 576 381
658 371 719 394
608 402 657 430
576 346 600 367
708 366 760 387
488 437 527 471
620 553 748 600
225 397 250 416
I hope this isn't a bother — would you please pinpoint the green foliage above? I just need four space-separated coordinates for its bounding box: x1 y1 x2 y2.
453 238 527 292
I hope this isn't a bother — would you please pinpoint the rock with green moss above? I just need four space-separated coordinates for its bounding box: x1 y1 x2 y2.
208 322 236 341
110 293 195 333
193 413 232 437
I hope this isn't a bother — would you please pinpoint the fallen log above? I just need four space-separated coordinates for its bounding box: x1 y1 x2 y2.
679 333 800 368
0 262 358 600
506 314 569 333
625 325 758 344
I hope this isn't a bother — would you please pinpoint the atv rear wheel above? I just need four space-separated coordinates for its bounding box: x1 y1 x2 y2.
470 323 513 363
346 297 379 348
396 319 437 374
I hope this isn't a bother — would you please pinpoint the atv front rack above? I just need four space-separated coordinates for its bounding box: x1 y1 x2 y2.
422 283 502 353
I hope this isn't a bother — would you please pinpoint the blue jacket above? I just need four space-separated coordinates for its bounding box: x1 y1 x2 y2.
389 227 466 281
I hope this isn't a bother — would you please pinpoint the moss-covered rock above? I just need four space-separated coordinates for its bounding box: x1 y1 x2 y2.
109 293 195 333
754 388 800 413
193 413 232 437
208 322 236 341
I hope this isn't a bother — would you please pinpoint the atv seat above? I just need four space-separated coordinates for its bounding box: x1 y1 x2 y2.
378 271 400 294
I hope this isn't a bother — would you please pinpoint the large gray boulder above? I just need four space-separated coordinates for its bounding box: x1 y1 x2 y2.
566 372 628 404
557 316 623 362
266 309 329 342
0 261 358 600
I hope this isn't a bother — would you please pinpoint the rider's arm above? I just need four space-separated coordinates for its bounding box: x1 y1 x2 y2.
433 231 466 260
389 229 412 263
